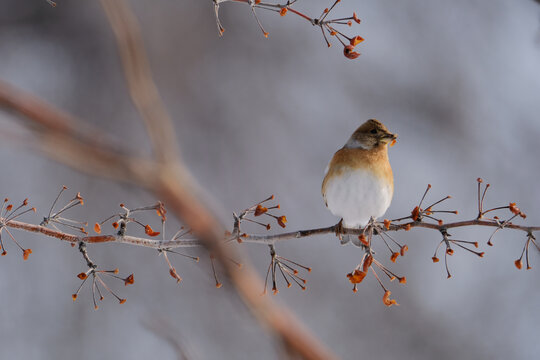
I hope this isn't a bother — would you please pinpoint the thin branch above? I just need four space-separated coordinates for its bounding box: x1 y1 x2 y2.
238 220 540 244
99 0 179 164
212 0 364 60
0 69 338 360
2 1 533 357
7 215 540 248
0 79 121 153
6 220 200 248
142 316 198 360
0 79 155 188
0 2 339 358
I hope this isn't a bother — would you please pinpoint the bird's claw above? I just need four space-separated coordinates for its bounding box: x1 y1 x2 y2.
335 219 350 244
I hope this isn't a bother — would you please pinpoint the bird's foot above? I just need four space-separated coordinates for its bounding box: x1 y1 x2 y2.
335 219 351 245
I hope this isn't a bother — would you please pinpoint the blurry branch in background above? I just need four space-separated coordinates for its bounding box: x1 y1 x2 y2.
0 0 338 359
100 0 179 164
4 0 539 354
142 316 198 360
213 0 365 59
0 79 150 183
45 0 366 58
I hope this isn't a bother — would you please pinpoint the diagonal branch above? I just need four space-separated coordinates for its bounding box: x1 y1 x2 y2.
0 79 113 147
99 0 179 164
0 78 336 360
0 3 337 359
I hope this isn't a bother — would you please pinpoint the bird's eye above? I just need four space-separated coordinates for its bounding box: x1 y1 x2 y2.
370 129 377 134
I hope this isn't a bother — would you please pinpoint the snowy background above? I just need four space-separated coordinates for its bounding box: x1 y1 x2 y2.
1 0 540 359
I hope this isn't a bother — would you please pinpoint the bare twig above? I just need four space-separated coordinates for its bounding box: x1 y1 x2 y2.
0 79 113 146
240 219 540 244
211 0 364 59
6 220 201 248
99 0 179 164
1 0 537 357
7 212 540 248
0 2 338 358
142 316 198 360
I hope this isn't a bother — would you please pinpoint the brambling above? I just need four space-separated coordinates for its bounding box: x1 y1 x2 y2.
322 119 396 243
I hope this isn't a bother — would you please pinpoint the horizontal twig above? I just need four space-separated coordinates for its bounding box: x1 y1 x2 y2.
8 217 540 249
238 219 540 244
6 220 200 248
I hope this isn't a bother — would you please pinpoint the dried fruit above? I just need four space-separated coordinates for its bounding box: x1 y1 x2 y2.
22 248 32 261
343 45 360 59
347 269 367 284
145 225 160 237
382 290 398 307
349 35 364 46
124 274 134 286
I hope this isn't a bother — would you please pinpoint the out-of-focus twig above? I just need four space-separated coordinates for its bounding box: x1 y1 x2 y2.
0 79 108 143
0 2 338 359
142 316 198 360
97 2 336 357
0 79 155 186
100 0 179 164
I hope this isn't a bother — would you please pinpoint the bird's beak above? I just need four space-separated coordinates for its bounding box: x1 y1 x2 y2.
379 132 397 144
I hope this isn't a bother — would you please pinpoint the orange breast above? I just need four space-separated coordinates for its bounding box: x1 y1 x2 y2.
322 145 393 198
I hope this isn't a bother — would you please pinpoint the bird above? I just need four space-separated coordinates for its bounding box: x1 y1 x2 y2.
322 119 396 244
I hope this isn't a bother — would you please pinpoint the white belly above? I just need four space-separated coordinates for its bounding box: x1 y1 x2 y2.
324 169 393 227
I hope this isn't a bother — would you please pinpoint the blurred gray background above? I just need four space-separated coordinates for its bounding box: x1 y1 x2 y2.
1 0 540 359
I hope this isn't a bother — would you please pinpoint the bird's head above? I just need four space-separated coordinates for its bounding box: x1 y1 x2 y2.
345 119 397 150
